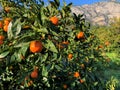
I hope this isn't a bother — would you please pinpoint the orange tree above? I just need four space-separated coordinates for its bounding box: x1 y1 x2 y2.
0 0 107 89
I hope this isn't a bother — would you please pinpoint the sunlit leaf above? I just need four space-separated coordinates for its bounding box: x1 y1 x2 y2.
42 65 48 77
44 39 58 53
0 51 9 59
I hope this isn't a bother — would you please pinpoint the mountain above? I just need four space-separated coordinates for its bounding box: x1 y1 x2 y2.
71 1 120 25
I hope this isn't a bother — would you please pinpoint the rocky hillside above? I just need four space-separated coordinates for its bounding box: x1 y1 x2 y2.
71 1 120 25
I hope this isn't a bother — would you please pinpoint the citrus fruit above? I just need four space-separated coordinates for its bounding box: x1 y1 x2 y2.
30 40 43 53
74 72 80 78
50 16 58 25
30 70 38 79
77 32 84 39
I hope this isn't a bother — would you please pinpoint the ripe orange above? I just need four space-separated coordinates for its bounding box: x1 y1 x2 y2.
77 31 84 39
74 72 80 78
4 7 10 13
0 35 5 40
0 21 3 28
4 18 12 25
27 80 33 87
63 84 67 89
98 45 103 49
105 41 110 46
0 40 4 45
30 70 38 79
68 53 73 60
50 16 58 25
30 40 43 53
62 41 69 45
3 25 8 32
79 79 84 83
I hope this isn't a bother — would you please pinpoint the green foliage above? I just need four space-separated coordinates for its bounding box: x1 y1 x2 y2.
91 18 120 54
106 77 119 90
0 0 109 89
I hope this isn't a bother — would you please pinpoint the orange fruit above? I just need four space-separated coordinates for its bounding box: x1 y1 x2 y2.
0 21 3 28
68 53 73 60
4 7 10 13
98 45 103 49
77 32 84 39
74 72 80 78
79 79 84 83
30 40 43 53
0 35 5 40
3 25 8 32
50 16 58 25
0 40 4 45
30 70 38 79
62 41 69 45
4 18 12 25
27 80 33 87
105 41 110 46
63 84 67 89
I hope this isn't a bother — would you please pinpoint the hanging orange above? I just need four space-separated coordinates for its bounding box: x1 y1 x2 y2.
62 41 69 45
77 31 84 39
30 40 43 53
4 7 10 13
0 35 5 40
27 80 33 87
79 79 84 83
63 84 67 89
0 21 3 28
105 41 110 46
98 45 103 49
68 53 73 60
3 25 8 32
30 70 38 79
0 40 3 45
50 16 58 25
74 72 80 78
4 18 12 25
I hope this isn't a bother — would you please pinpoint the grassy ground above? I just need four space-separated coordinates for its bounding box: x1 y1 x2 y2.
104 52 120 90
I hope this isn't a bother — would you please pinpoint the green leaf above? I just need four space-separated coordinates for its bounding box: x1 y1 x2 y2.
55 65 62 71
54 0 60 7
46 63 55 72
44 39 58 53
41 53 48 63
50 29 59 36
42 65 48 77
7 22 13 40
14 42 30 48
0 51 10 59
7 19 22 40
32 26 48 34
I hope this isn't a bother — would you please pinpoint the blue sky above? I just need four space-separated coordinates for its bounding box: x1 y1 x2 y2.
62 0 101 5
43 0 102 6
